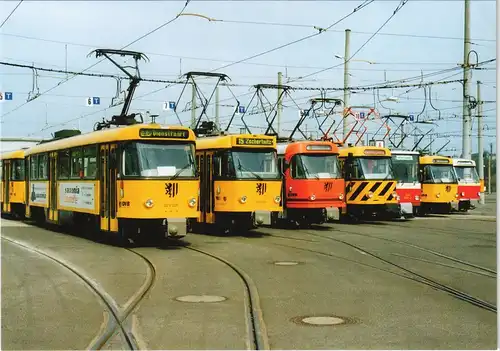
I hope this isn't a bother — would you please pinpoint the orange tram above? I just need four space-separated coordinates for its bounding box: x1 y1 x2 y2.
275 140 345 226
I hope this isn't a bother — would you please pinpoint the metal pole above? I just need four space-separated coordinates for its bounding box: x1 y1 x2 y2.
343 29 351 142
477 81 485 204
488 143 492 194
190 82 196 129
65 44 68 79
215 86 220 130
277 71 283 136
462 0 471 159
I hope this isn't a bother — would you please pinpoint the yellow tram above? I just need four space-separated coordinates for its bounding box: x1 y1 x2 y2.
23 124 200 245
1 149 27 218
195 134 282 233
338 146 400 220
418 155 459 214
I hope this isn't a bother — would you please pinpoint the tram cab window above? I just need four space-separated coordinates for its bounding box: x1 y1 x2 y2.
58 150 70 179
122 142 195 178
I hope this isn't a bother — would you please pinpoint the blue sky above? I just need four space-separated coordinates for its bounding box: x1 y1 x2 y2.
0 0 496 156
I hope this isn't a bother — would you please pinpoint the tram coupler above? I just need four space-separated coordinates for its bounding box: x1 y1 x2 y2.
450 201 460 212
163 218 187 239
325 207 340 221
254 210 272 226
458 200 471 212
399 203 415 218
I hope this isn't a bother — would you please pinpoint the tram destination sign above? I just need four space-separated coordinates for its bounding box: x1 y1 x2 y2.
236 137 274 146
139 128 190 139
432 158 451 164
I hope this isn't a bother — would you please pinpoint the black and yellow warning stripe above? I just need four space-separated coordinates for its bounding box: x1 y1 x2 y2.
345 180 398 204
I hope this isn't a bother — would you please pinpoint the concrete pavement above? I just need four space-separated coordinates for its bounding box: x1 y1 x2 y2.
1 239 105 350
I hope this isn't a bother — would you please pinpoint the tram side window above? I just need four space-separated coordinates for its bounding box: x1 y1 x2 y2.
30 155 38 180
290 155 306 179
71 148 83 178
212 153 221 177
222 150 235 178
0 161 3 180
122 143 140 176
83 146 97 178
58 150 70 179
422 166 433 183
38 154 48 180
11 160 25 180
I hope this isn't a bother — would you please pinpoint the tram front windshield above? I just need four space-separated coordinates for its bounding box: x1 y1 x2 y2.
353 157 394 180
391 154 419 183
122 142 196 178
230 149 280 180
454 166 480 184
422 165 457 184
292 154 341 179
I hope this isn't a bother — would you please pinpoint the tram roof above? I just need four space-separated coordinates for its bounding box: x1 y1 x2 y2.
24 124 195 156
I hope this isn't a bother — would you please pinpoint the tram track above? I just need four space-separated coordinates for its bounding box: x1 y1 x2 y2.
273 229 497 313
0 235 156 350
322 225 497 275
187 246 269 350
369 219 496 241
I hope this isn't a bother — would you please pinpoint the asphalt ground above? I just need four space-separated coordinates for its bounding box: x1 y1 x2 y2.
1 201 497 350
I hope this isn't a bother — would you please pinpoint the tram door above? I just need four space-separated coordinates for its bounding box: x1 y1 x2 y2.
2 161 10 213
197 152 214 224
205 152 213 223
47 152 58 222
100 144 118 232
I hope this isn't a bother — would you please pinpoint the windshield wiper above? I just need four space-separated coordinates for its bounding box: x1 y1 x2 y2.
300 158 318 179
383 163 396 180
171 163 193 180
237 159 263 180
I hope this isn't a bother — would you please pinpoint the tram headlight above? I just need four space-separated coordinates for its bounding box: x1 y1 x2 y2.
144 199 154 208
436 193 441 198
392 191 398 198
477 192 481 197
289 186 293 192
239 195 248 204
188 197 197 207
461 192 465 196
455 193 459 198
415 195 420 201
367 191 374 198
274 196 281 204
396 195 401 201
310 194 316 201
339 193 344 200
